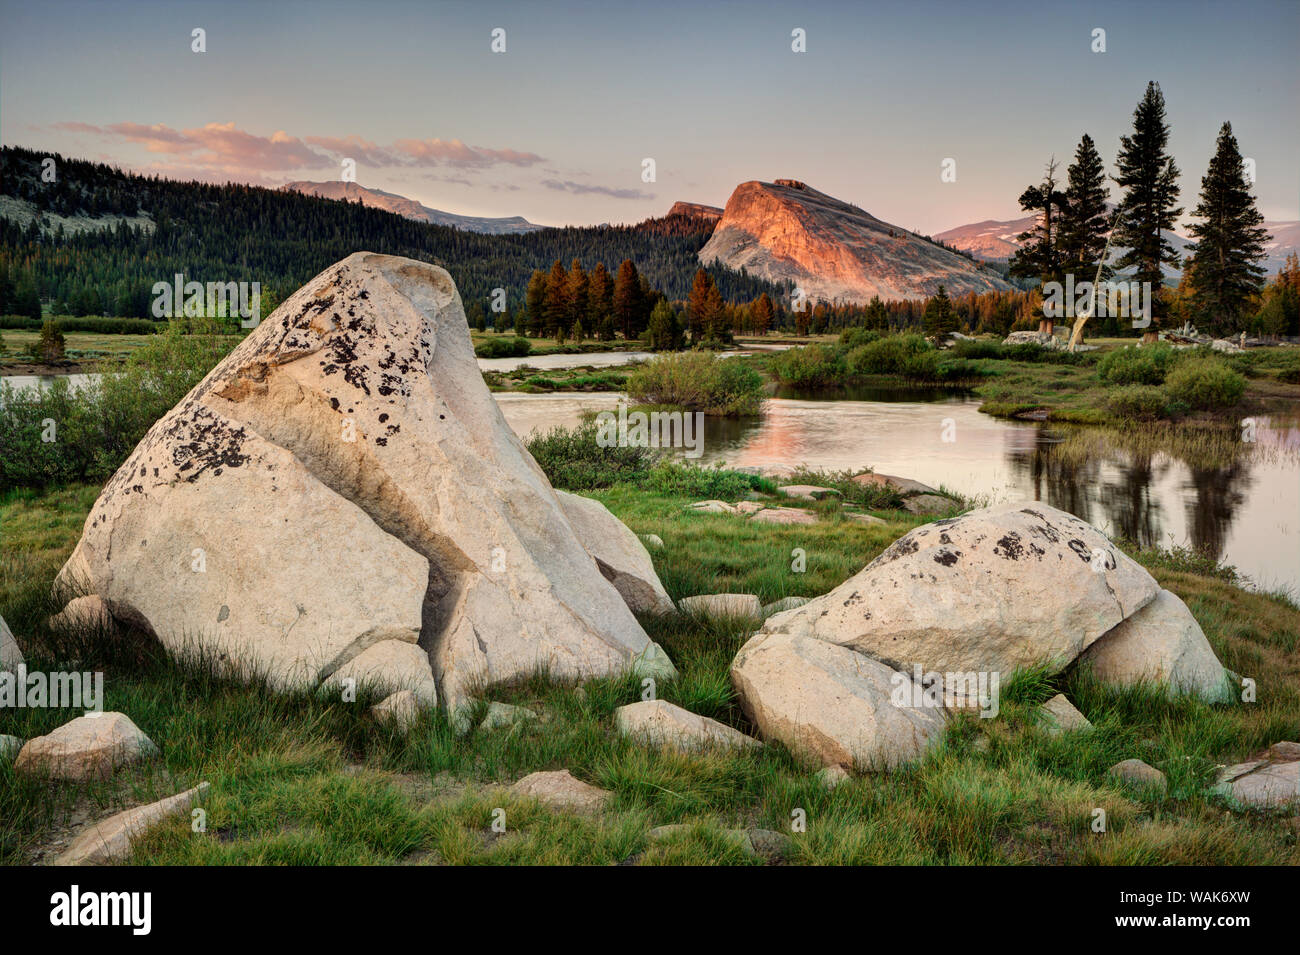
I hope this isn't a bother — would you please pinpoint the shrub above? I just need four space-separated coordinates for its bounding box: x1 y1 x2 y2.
949 339 1006 360
524 421 655 489
31 320 66 362
1163 357 1246 410
643 460 772 498
474 336 532 359
626 351 764 416
845 333 933 376
1106 385 1169 420
1098 343 1178 385
838 326 880 350
0 319 236 491
770 343 845 386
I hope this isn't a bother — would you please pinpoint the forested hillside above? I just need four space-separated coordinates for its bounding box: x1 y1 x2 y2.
0 146 786 319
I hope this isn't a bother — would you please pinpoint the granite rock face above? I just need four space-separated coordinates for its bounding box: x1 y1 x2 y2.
53 253 674 710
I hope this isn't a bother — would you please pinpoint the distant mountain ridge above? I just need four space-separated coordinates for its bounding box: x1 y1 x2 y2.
699 179 1012 303
936 212 1298 276
281 180 541 235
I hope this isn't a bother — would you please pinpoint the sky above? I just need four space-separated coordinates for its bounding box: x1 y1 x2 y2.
1 0 1296 234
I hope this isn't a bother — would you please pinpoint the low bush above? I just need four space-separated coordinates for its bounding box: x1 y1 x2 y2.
626 352 764 416
1106 385 1169 420
770 343 845 386
845 333 932 376
0 319 236 491
474 336 532 358
1163 356 1247 410
1098 343 1178 385
524 421 655 489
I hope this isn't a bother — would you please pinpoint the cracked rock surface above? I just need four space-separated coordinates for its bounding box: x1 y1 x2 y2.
54 252 673 709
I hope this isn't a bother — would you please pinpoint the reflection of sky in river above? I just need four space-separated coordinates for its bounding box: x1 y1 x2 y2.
495 392 1300 594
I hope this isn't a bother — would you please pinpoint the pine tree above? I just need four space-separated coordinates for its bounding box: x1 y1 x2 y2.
1057 134 1111 280
687 269 719 344
1113 81 1183 340
648 299 681 351
751 292 775 335
525 269 547 337
1009 157 1068 334
865 296 888 331
923 285 956 339
1186 122 1269 334
612 259 643 340
566 259 588 331
544 259 569 335
587 262 611 329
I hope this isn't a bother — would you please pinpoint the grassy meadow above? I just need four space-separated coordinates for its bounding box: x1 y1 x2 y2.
2 466 1297 866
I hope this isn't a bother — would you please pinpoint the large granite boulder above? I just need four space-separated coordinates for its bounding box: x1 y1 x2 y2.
729 503 1162 769
743 503 1158 705
0 614 21 671
556 490 675 616
1076 590 1233 703
53 253 673 710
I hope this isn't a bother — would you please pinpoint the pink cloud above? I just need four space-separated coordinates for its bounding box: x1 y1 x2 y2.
50 121 544 178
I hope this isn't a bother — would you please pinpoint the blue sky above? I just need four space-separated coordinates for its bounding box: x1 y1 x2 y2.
1 0 1296 232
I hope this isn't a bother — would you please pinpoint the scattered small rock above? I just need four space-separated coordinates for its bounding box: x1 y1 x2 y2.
0 613 23 671
53 783 210 865
15 712 159 781
1267 741 1300 762
1040 694 1092 735
510 769 609 813
843 511 887 526
639 533 664 550
815 765 850 789
479 702 539 732
749 507 818 526
777 485 841 502
735 501 765 515
372 690 423 734
687 500 736 514
615 699 760 752
851 473 937 495
1108 758 1167 792
902 493 956 515
761 596 810 618
48 595 113 634
678 593 762 618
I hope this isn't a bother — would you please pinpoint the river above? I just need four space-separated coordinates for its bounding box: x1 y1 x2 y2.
7 366 1298 594
495 389 1300 595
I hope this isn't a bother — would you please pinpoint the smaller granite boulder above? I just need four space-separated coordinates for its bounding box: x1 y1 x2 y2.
371 690 424 734
15 712 158 781
1040 694 1092 735
0 614 22 672
615 700 759 752
510 769 609 813
1076 590 1232 703
1108 758 1167 792
53 783 210 865
750 507 817 526
778 485 841 501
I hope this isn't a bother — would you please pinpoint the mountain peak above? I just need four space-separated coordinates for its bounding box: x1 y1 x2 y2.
699 180 1011 302
281 180 540 235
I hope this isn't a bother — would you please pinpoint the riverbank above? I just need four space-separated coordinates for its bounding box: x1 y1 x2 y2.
3 473 1297 865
